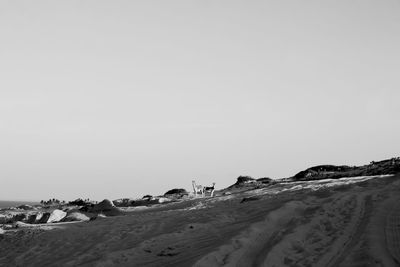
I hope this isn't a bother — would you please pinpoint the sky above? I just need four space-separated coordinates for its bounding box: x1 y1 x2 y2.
1 0 400 201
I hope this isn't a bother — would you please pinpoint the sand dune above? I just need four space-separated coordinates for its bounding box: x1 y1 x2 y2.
1 175 399 266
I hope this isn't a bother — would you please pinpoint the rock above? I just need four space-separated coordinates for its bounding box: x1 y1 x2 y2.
164 189 188 199
38 210 66 223
0 215 6 224
33 212 44 223
112 198 133 207
157 197 171 203
0 228 5 234
82 199 122 216
164 188 188 195
8 213 27 223
25 212 45 224
27 214 38 224
38 213 51 224
17 205 35 210
236 176 256 185
225 176 260 190
47 209 67 223
62 212 90 222
91 199 115 212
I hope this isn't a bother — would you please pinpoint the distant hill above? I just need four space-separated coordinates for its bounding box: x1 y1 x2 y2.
226 176 273 190
292 157 400 181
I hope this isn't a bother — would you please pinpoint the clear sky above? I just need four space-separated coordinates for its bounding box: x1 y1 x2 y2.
1 0 399 201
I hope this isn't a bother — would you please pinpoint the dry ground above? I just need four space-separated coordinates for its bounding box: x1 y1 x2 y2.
1 175 399 266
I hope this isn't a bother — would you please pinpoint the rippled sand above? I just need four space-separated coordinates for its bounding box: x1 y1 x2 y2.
1 174 399 266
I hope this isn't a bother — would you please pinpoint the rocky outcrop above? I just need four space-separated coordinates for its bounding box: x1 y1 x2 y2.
90 199 115 212
222 176 274 194
83 199 122 216
157 197 171 204
113 198 134 207
27 212 43 224
292 158 400 181
164 189 188 198
17 205 36 210
235 176 256 185
37 209 66 223
47 209 67 223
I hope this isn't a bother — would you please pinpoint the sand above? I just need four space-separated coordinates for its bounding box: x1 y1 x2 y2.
1 174 399 266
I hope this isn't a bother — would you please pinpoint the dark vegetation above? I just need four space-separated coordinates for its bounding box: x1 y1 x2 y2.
68 198 93 206
292 157 400 181
40 198 65 206
227 176 274 189
164 188 188 198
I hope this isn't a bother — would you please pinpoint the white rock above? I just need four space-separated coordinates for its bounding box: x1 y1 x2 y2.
157 197 171 203
35 212 43 222
47 209 67 223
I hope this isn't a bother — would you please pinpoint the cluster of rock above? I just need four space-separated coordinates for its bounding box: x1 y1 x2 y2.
80 199 122 216
0 199 124 228
0 208 70 225
113 195 173 207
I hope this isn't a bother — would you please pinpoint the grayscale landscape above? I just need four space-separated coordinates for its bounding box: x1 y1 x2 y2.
1 0 400 266
1 158 400 266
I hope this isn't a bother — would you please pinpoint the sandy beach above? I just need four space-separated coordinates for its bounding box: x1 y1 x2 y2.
1 174 399 266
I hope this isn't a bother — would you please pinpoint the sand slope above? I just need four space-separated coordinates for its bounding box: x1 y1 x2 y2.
1 175 399 266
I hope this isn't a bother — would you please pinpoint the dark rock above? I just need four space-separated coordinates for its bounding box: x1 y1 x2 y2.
90 199 115 212
164 188 188 197
38 213 51 223
85 199 122 216
235 176 256 185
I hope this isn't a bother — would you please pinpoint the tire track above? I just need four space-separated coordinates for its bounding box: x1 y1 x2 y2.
318 194 372 267
386 204 400 265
